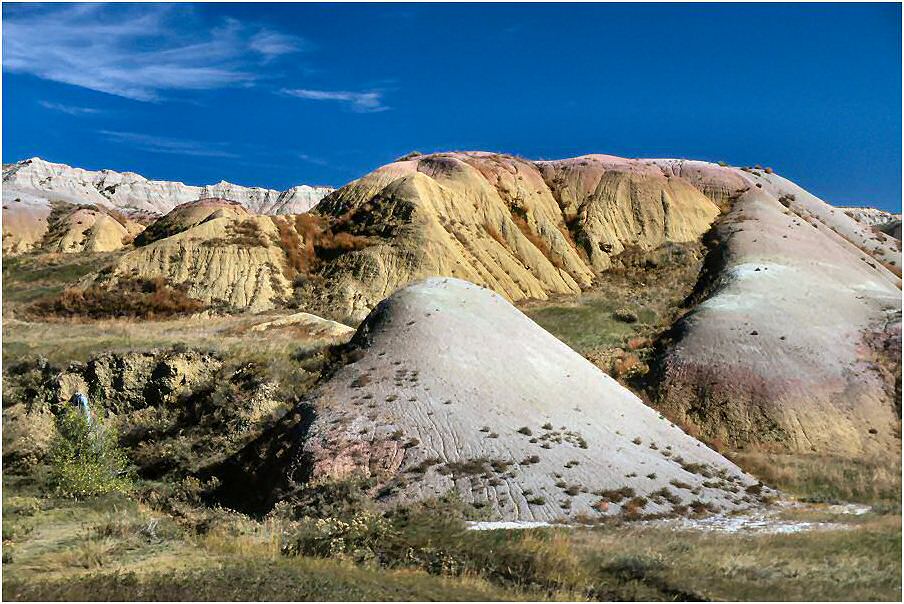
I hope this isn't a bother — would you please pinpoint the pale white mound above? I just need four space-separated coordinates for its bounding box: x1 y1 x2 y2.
301 278 766 522
658 168 902 455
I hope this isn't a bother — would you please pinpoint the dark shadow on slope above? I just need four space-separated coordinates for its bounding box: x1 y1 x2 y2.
204 402 318 515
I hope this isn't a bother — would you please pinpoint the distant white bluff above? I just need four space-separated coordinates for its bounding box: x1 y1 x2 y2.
2 157 333 216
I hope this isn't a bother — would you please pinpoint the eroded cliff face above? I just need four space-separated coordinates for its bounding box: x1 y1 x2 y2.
77 152 725 316
22 151 902 458
45 202 146 253
2 348 314 479
3 157 333 215
310 152 901 458
89 212 294 312
841 206 902 229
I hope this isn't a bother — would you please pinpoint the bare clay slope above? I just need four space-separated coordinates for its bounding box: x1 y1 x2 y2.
63 152 901 459
656 167 901 456
299 278 763 522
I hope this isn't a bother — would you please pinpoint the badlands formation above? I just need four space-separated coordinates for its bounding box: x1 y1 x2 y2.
99 198 299 311
307 153 723 320
286 278 766 521
89 152 727 316
1 157 333 254
840 206 902 240
5 151 901 466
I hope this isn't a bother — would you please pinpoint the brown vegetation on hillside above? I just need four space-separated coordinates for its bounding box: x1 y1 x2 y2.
272 217 309 279
224 219 269 248
272 214 373 282
29 277 206 320
483 224 507 248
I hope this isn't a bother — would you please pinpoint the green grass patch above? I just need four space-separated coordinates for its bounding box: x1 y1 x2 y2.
3 470 901 601
731 452 902 506
526 296 652 354
2 253 117 304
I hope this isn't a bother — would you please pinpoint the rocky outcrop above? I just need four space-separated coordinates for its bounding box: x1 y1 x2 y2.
301 152 901 459
83 152 725 315
2 157 333 255
27 151 900 460
2 349 222 472
55 349 222 415
2 348 307 478
841 207 902 242
272 278 767 522
3 157 333 215
841 206 902 228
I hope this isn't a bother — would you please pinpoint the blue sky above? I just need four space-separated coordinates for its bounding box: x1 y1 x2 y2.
3 3 901 210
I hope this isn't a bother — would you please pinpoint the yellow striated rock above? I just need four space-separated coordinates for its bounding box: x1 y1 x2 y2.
49 207 143 253
2 198 51 255
306 152 721 319
91 212 292 312
134 198 250 245
81 153 724 318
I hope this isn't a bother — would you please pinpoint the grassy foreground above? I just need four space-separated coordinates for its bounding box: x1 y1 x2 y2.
2 470 901 602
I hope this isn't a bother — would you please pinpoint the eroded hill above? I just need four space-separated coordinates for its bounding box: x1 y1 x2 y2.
653 169 902 457
83 152 728 317
217 278 767 521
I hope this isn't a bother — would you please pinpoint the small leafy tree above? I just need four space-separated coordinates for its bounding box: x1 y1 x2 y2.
49 409 132 498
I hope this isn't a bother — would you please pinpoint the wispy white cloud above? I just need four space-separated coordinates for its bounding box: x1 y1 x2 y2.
296 152 329 166
39 100 101 116
281 88 389 113
3 4 306 101
100 130 238 158
250 30 308 59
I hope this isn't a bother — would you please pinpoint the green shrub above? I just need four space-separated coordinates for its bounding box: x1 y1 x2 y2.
48 410 132 498
281 498 589 592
